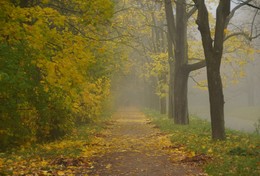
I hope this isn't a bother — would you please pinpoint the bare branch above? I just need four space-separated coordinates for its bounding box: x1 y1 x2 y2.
224 31 260 41
113 6 134 15
164 0 177 47
186 60 206 72
250 9 259 38
146 24 168 34
225 0 253 28
187 6 197 19
233 0 260 10
192 0 214 57
66 21 131 42
189 75 207 88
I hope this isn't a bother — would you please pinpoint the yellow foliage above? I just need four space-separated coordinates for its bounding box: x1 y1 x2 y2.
0 0 126 149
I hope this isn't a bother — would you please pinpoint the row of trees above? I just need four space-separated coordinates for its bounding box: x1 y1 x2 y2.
0 0 127 151
171 0 259 139
0 0 258 151
117 0 259 140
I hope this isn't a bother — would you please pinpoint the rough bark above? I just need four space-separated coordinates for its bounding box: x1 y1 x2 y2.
164 0 205 124
173 69 189 124
193 0 231 140
164 0 176 46
207 58 225 140
173 0 189 124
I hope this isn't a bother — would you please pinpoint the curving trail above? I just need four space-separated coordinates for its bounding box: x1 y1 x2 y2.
86 107 207 176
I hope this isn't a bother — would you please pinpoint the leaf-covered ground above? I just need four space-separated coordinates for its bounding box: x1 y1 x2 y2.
86 107 208 175
0 107 208 175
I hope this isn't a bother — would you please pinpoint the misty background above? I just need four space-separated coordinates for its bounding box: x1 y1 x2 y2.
114 3 260 133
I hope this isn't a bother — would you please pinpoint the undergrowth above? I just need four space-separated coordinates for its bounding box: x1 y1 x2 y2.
144 109 260 176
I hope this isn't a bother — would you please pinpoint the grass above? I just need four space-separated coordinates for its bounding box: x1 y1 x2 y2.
144 109 260 176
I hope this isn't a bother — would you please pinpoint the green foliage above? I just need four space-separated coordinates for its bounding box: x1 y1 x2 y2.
144 109 260 176
0 43 38 149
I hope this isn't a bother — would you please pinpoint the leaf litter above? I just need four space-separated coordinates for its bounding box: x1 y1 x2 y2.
0 107 210 175
87 107 209 176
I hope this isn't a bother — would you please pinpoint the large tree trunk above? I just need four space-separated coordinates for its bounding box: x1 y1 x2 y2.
174 69 189 124
165 0 189 123
173 0 189 124
193 0 230 140
165 0 205 123
207 59 225 139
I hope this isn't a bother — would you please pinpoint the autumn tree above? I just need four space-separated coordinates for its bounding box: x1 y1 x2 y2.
192 0 260 139
164 0 206 124
0 0 126 150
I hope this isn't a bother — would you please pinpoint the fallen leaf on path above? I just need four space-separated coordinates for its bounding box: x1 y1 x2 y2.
57 170 65 175
105 163 112 169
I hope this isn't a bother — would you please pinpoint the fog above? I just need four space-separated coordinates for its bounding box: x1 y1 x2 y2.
113 1 260 133
187 6 260 133
114 46 260 134
188 56 260 133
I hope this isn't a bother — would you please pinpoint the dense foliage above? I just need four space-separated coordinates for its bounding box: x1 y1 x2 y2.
0 0 124 151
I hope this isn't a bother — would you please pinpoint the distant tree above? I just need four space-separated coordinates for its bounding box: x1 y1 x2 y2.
112 0 169 113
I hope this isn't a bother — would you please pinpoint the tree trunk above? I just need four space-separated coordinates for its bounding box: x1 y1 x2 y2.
173 0 189 124
167 34 175 118
193 0 230 140
165 0 189 123
164 0 176 119
165 0 206 123
207 59 225 140
174 69 189 124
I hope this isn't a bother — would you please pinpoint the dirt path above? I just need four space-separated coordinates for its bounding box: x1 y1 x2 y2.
86 107 207 176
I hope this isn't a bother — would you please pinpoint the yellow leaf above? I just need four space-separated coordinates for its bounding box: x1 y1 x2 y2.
207 148 213 153
106 163 112 169
224 28 229 34
57 171 65 175
41 160 48 167
190 151 196 157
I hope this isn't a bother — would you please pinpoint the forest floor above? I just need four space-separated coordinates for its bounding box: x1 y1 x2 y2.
0 107 209 176
86 107 207 176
